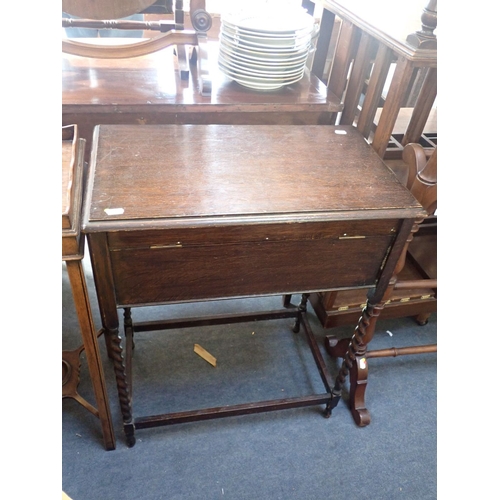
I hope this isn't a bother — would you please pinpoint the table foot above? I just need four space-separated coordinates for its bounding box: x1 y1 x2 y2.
323 389 342 418
348 355 371 426
351 407 371 427
324 336 350 358
415 312 430 326
124 422 136 447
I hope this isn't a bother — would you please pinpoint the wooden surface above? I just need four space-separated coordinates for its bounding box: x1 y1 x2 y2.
62 40 340 111
62 40 342 157
84 124 420 228
83 124 425 441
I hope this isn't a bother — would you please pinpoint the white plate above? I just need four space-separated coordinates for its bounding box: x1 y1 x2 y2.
220 32 311 54
220 39 310 61
218 55 306 76
220 31 311 52
218 60 304 79
218 43 310 66
218 48 306 70
224 71 305 91
222 9 314 34
221 23 312 47
218 54 305 78
218 60 305 85
222 19 314 40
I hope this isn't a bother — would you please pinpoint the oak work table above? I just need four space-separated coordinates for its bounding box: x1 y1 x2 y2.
82 124 425 446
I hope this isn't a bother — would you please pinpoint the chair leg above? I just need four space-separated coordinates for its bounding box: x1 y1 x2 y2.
415 312 431 325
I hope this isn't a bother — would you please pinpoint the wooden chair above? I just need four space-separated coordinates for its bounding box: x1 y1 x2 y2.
62 0 213 95
306 0 437 161
323 142 437 426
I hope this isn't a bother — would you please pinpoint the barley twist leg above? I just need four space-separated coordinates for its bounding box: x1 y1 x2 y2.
333 301 383 426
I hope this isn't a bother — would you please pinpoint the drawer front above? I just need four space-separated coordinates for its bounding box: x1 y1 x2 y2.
107 220 398 250
108 221 399 306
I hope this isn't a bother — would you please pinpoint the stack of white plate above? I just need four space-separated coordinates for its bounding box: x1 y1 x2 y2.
218 7 316 90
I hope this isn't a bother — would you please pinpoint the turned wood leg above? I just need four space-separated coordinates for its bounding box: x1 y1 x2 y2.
123 308 134 400
292 293 309 333
106 324 135 447
333 301 383 426
282 294 292 308
66 260 116 450
85 232 133 445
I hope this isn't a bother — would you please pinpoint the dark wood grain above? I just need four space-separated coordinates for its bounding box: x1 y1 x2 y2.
109 232 395 306
83 124 421 229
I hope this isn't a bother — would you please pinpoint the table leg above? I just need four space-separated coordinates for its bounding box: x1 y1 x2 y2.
326 218 417 425
329 301 384 426
122 307 137 446
66 260 116 450
106 320 135 448
86 232 135 446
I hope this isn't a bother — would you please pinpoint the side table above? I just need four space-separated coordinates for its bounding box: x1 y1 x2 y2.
62 125 115 451
82 124 426 445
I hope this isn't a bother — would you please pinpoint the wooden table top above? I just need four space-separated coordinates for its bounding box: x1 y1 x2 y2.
82 124 424 232
62 39 342 114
